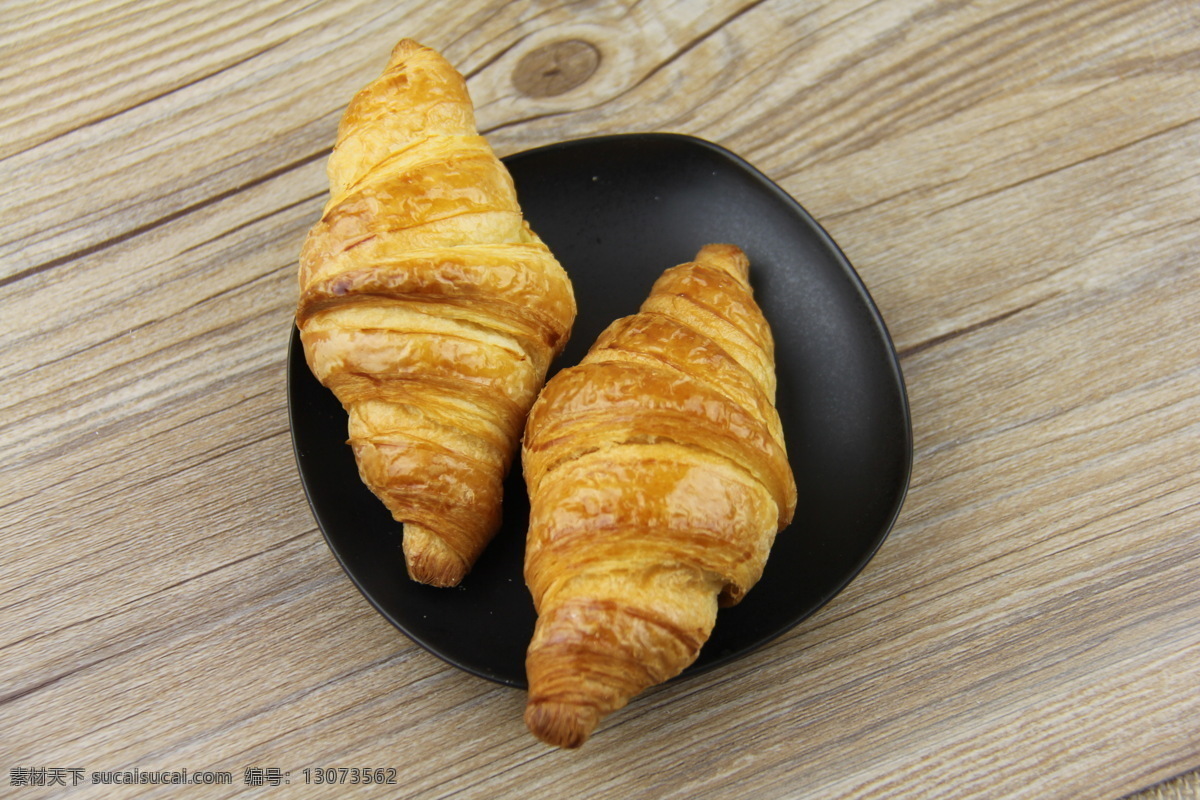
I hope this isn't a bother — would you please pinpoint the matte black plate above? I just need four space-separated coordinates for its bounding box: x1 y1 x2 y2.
288 133 912 688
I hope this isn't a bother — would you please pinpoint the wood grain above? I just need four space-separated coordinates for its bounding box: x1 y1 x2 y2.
1 0 1197 797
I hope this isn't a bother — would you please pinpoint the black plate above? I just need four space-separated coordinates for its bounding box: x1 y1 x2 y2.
288 133 911 688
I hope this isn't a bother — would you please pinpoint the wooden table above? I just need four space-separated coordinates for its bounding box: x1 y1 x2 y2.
3 0 1198 797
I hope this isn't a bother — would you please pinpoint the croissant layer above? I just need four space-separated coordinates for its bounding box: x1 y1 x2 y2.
298 39 576 587
522 244 797 747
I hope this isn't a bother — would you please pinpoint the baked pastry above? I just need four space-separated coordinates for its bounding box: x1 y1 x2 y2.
521 244 797 747
297 39 576 587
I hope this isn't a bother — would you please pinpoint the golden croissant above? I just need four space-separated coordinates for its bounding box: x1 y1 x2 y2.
296 39 576 587
521 244 798 748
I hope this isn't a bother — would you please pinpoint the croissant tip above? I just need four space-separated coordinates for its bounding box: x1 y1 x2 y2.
402 523 468 587
694 243 749 281
524 699 600 749
405 561 465 588
390 38 426 56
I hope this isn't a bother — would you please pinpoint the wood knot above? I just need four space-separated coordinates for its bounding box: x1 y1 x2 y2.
513 39 601 98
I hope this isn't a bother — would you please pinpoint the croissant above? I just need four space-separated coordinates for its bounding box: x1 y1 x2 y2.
521 244 798 748
296 39 576 587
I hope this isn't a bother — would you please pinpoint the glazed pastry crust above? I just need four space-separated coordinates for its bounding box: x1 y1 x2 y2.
522 244 797 748
297 40 576 587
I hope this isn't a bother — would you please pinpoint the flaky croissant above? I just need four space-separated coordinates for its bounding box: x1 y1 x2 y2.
521 244 798 748
297 39 576 587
